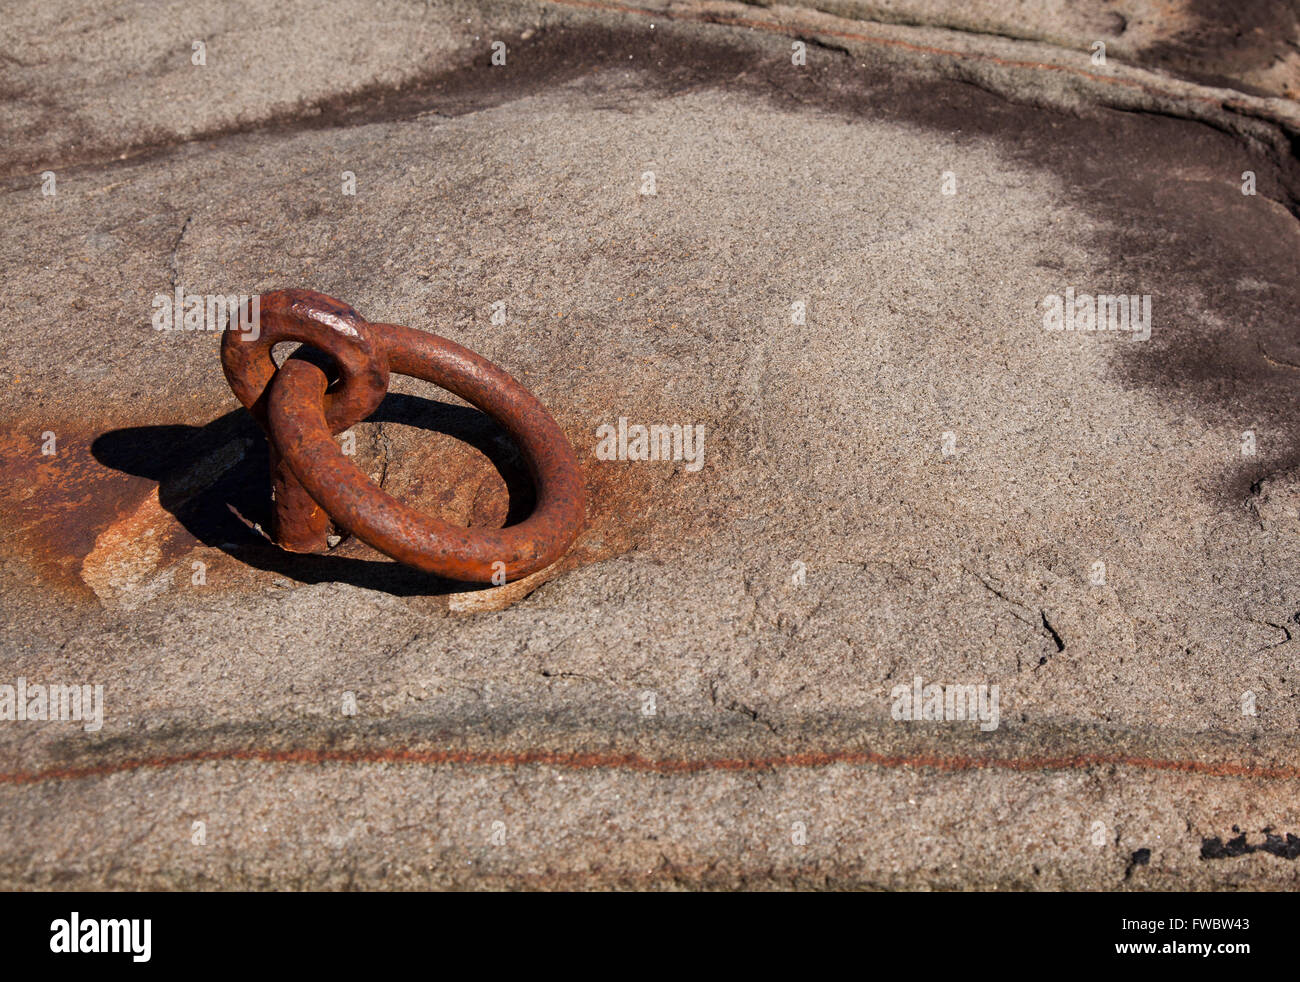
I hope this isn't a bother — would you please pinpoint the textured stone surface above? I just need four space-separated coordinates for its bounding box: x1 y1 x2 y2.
1 0 1298 889
772 0 1300 97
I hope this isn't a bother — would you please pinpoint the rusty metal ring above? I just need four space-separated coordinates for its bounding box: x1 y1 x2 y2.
221 288 388 433
226 292 585 584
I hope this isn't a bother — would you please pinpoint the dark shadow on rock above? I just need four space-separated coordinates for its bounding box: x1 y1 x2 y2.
91 394 533 597
1138 0 1298 99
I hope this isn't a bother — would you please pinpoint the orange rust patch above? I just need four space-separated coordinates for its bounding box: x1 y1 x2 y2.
0 418 168 598
0 415 256 604
79 488 194 607
0 381 714 606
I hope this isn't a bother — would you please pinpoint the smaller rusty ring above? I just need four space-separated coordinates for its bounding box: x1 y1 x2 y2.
220 288 388 434
265 320 586 583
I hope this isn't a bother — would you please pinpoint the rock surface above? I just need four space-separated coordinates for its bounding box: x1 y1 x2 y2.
1 0 1298 889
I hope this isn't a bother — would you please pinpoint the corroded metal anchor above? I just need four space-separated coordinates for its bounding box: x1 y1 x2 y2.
220 289 585 583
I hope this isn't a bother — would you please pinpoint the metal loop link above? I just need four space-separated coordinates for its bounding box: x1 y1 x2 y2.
221 288 389 433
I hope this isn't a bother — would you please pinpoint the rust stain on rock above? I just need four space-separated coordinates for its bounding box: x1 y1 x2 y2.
1 364 715 610
0 416 256 606
0 418 163 599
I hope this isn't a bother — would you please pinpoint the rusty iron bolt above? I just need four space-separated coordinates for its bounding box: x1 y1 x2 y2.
220 289 586 583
